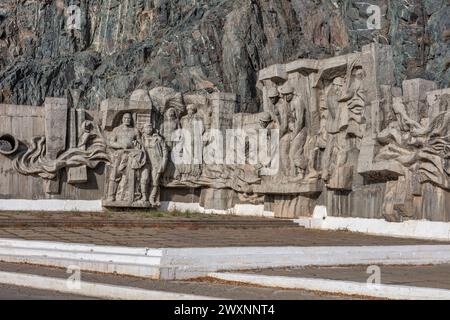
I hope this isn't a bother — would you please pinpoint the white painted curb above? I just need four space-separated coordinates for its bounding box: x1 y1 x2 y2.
0 239 164 279
0 271 220 300
0 200 103 212
295 206 450 241
209 272 450 300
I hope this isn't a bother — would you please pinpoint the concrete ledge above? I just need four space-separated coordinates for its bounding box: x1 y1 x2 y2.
0 271 218 300
0 200 274 217
208 272 450 300
0 200 103 212
0 239 163 279
295 208 450 241
2 239 450 280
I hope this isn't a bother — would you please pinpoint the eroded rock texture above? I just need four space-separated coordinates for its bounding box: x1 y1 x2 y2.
0 0 448 112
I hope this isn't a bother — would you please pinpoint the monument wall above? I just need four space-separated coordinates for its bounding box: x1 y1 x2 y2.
0 101 105 201
0 44 449 223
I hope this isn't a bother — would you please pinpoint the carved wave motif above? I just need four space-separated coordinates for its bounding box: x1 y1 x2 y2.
13 136 110 180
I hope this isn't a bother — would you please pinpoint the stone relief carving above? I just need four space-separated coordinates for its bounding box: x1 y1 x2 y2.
12 121 108 181
338 58 366 139
105 113 146 206
318 59 367 191
376 97 450 191
0 134 19 156
177 104 204 181
140 123 168 206
1 45 449 220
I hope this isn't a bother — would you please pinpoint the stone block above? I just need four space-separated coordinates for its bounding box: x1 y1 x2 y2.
200 188 235 210
209 93 237 131
44 178 60 195
285 59 319 75
258 64 288 83
402 79 437 122
44 98 68 160
265 194 315 218
328 166 353 191
361 44 395 102
254 180 323 196
68 166 88 184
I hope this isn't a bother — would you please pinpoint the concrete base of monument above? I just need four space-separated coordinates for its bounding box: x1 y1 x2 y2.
1 238 450 280
161 202 274 217
0 200 103 212
295 206 450 242
0 199 274 217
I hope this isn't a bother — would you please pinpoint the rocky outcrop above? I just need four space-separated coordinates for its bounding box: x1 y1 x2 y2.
0 0 448 111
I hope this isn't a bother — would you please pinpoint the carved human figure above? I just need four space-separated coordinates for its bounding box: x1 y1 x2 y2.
160 107 180 184
161 108 180 149
256 112 279 174
267 87 281 120
140 123 168 206
259 112 277 130
321 78 347 182
77 120 96 150
377 98 423 147
325 77 346 134
279 85 309 179
276 85 292 137
106 113 145 202
178 104 204 180
278 117 307 178
281 85 307 136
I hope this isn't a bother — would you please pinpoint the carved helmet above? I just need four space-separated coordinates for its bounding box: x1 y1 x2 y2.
279 85 294 95
259 112 272 123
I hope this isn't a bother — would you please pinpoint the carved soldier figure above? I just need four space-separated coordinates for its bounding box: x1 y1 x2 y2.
259 112 277 130
279 117 295 177
268 87 280 106
140 123 168 206
280 85 307 136
267 87 280 119
106 113 145 202
276 86 291 137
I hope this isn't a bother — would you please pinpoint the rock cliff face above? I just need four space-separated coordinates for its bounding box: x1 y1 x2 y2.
0 0 448 112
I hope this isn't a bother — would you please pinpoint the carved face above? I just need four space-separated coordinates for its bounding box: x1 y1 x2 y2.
288 120 295 132
353 68 365 80
187 105 197 115
166 108 177 120
284 93 294 103
144 124 153 135
269 96 279 105
122 113 132 127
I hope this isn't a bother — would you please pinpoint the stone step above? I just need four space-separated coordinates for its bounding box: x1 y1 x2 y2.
2 238 450 280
